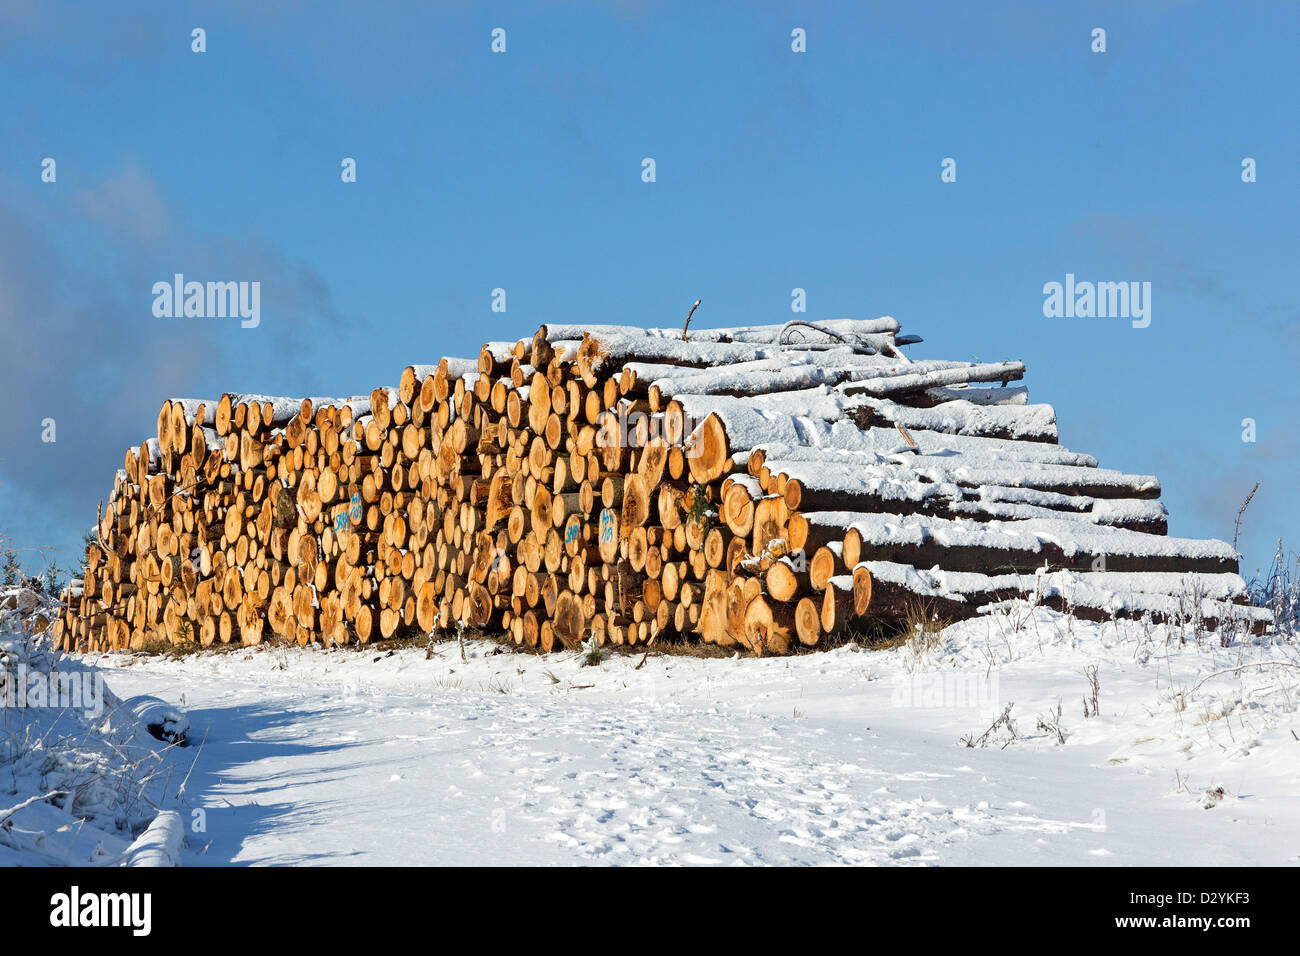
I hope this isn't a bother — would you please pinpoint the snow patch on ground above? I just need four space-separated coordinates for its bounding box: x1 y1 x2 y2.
83 605 1300 866
1 588 191 866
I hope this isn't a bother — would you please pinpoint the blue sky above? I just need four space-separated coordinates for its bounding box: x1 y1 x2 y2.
1 0 1296 581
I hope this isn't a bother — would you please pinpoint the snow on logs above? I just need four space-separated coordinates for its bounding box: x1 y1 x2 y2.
55 316 1266 657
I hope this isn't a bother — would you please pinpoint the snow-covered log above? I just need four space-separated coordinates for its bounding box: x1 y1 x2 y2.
920 384 1029 406
121 811 185 867
827 511 1236 575
842 563 1270 629
538 316 901 346
839 360 1025 397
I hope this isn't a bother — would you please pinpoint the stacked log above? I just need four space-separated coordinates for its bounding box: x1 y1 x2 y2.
53 316 1269 656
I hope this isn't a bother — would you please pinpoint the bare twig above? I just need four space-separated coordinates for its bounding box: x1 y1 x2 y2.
1036 702 1066 744
175 726 210 801
1189 660 1300 696
1082 664 1100 718
0 790 66 827
1233 481 1260 552
681 299 701 341
961 702 1018 748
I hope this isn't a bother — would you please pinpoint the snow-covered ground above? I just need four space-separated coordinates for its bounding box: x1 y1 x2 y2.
1 588 188 866
69 605 1300 866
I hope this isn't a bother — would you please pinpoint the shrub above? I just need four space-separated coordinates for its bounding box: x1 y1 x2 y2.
1248 540 1299 638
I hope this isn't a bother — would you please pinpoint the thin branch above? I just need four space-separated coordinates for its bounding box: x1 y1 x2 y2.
681 299 701 341
0 790 66 828
1189 660 1300 696
1233 481 1259 552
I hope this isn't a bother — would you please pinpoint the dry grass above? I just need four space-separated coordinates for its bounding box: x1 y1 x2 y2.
621 637 735 660
903 597 950 641
131 635 233 660
820 598 955 654
447 625 739 660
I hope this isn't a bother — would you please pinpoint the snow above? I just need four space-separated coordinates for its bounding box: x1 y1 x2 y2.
724 473 763 499
1 588 188 866
847 394 1059 442
541 316 902 347
762 441 1166 530
948 496 1168 529
442 357 480 379
225 394 305 423
167 399 214 425
839 360 1025 397
1090 498 1169 525
760 429 1096 468
632 349 900 398
17 569 1294 867
402 364 442 382
592 337 793 369
782 468 1162 532
299 395 373 417
780 460 961 504
818 511 1236 563
122 810 185 867
80 610 1300 866
123 695 190 744
924 384 1029 406
671 386 1060 454
576 325 915 374
639 356 1037 408
704 316 902 342
849 562 1266 623
672 387 849 450
921 461 1158 497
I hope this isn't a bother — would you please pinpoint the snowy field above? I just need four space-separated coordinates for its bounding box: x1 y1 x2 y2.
20 603 1289 867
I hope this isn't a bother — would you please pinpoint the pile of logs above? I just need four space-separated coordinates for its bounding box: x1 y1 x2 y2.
53 316 1269 656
